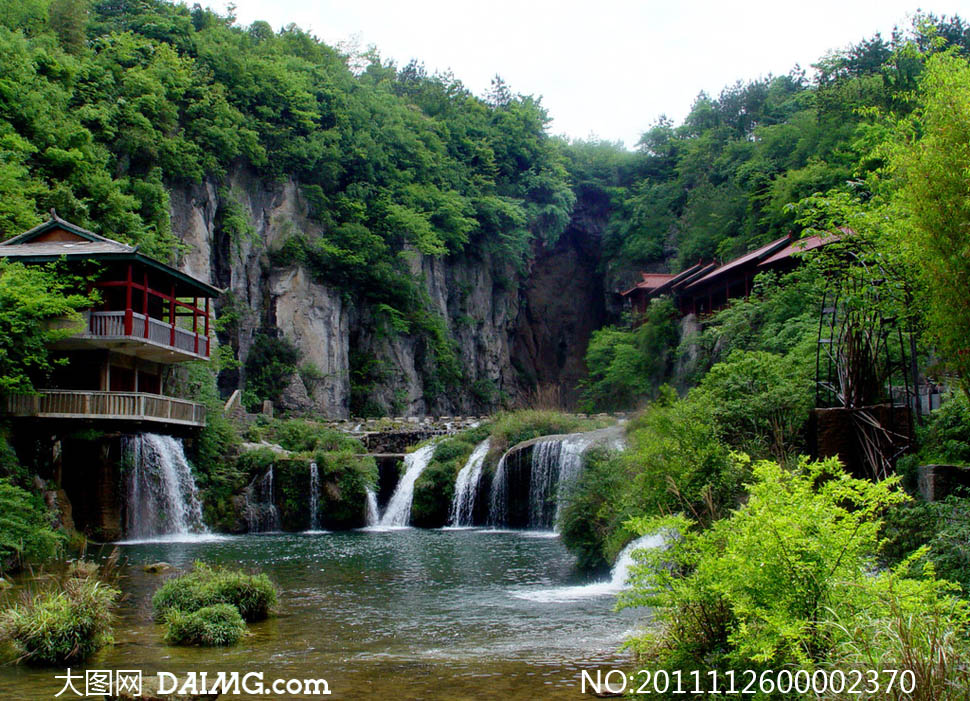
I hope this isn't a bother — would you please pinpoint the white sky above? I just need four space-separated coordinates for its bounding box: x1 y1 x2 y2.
199 1 967 148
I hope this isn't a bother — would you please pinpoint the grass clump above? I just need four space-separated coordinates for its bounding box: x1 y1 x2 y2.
0 577 119 665
163 603 246 647
488 410 607 454
152 562 277 623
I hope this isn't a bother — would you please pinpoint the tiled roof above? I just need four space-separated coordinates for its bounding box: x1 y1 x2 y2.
758 234 831 267
683 236 791 290
0 239 135 257
621 273 676 296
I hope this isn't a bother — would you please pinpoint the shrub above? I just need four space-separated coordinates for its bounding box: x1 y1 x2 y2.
580 297 679 411
623 389 745 525
314 451 377 529
881 496 970 595
163 604 245 647
151 563 277 623
690 349 813 459
618 455 970 686
558 446 629 571
915 392 970 465
0 478 64 573
0 578 119 665
271 419 363 454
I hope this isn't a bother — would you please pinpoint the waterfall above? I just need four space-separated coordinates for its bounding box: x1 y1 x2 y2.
510 532 666 602
551 434 597 525
449 440 490 527
308 462 321 531
377 443 437 527
527 440 563 528
487 452 509 527
244 466 281 533
488 426 621 530
122 433 208 540
365 487 379 526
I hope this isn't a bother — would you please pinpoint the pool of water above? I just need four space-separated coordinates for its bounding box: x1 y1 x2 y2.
0 529 643 699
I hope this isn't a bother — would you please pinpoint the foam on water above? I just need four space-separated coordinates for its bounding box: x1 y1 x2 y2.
509 532 665 602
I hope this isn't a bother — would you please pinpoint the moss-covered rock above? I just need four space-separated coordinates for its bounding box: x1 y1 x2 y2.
317 450 377 529
411 436 483 528
151 562 277 623
164 603 246 647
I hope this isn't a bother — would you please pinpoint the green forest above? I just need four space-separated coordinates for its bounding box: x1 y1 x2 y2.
0 0 969 697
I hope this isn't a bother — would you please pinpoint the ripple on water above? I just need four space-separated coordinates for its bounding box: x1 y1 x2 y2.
0 529 643 700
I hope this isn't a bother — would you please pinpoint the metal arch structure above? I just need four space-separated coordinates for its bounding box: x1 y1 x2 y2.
814 240 918 480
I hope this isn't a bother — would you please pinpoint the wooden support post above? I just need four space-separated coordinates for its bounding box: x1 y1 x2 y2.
124 264 133 335
193 297 199 354
143 271 149 337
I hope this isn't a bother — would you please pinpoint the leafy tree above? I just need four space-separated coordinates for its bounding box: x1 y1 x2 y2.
890 51 970 397
580 298 679 411
242 332 300 411
0 262 89 394
691 349 814 460
0 477 64 571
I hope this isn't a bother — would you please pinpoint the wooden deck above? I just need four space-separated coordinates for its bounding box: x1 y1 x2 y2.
52 310 210 362
2 390 206 427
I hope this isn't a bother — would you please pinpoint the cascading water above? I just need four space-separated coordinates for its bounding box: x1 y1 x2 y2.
364 487 380 526
122 433 207 540
308 462 320 531
244 466 281 533
489 426 622 530
448 439 490 527
510 531 666 602
377 443 437 527
487 452 509 527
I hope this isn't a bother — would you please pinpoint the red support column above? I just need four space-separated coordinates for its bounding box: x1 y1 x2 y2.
205 298 210 357
169 284 176 348
124 264 133 336
142 272 149 338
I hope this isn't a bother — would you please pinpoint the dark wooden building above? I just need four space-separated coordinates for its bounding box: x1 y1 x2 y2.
622 234 830 321
0 214 220 429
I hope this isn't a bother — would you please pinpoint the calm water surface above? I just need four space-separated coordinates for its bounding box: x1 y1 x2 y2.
0 529 643 700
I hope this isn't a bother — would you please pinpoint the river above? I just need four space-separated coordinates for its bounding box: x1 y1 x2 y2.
0 529 643 700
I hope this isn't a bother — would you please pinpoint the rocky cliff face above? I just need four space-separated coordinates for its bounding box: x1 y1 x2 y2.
169 167 610 417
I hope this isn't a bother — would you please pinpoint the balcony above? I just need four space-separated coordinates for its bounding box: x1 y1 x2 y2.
2 390 206 428
53 310 211 363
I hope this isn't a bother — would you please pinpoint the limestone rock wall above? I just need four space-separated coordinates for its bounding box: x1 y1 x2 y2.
167 166 610 417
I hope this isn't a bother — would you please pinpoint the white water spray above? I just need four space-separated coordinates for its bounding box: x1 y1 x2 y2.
365 487 380 526
244 465 281 532
308 462 320 531
510 532 666 602
449 440 490 527
377 443 437 527
489 426 622 530
122 433 208 540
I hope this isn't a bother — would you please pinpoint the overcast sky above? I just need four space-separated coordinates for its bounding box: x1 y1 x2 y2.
199 1 966 148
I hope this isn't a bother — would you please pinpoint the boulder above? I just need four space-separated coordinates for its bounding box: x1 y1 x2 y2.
143 562 173 574
918 464 970 502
